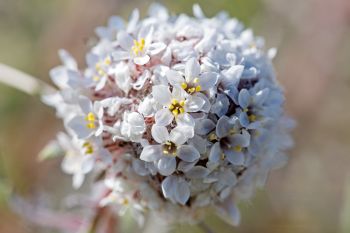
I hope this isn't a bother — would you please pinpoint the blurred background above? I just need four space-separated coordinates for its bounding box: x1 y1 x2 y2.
1 0 350 232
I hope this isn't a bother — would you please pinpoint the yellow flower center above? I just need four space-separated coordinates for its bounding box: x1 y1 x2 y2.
168 99 185 117
82 142 94 155
132 38 145 55
162 141 177 156
181 78 201 94
85 112 96 129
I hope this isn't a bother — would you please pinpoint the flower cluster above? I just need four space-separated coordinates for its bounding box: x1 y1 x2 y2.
43 4 294 226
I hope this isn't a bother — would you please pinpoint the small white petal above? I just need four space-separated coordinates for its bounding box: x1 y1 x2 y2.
73 173 84 189
195 119 215 135
225 150 245 165
169 125 193 145
238 89 250 109
117 31 134 50
151 125 169 143
166 70 184 86
140 145 162 162
148 42 166 55
158 157 176 176
112 50 131 61
152 85 172 105
134 55 150 65
174 178 190 205
186 166 210 179
66 116 93 139
161 175 176 199
155 109 174 126
199 72 218 90
209 142 221 163
185 57 200 82
176 113 195 127
177 145 200 162
186 96 205 112
216 116 233 138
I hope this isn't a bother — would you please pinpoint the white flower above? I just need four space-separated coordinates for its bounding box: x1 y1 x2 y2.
166 57 218 94
152 85 204 127
120 112 146 142
66 97 104 139
140 125 200 176
113 26 166 65
58 133 111 189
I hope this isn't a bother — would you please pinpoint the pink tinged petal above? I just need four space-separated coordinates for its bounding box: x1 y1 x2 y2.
176 113 195 127
140 145 163 162
112 50 131 61
152 85 172 105
185 57 200 82
157 157 176 176
186 95 205 112
117 31 134 50
66 116 93 139
166 69 184 86
151 125 169 143
209 142 221 163
224 150 245 165
133 55 150 65
185 166 210 179
199 72 218 90
174 178 190 205
238 89 250 109
177 145 200 162
147 42 166 55
155 108 174 126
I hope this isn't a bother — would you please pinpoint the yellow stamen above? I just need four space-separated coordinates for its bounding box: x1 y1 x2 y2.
208 133 217 141
87 123 96 129
195 85 201 92
181 82 188 89
179 100 185 106
104 57 111 65
85 112 96 122
132 38 146 55
82 142 94 154
193 78 199 83
234 146 242 152
248 114 257 122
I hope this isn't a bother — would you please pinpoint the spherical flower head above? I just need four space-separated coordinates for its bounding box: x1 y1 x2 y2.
44 3 294 227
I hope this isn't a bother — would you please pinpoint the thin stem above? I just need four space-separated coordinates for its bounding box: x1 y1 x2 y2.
0 63 55 95
198 221 215 233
